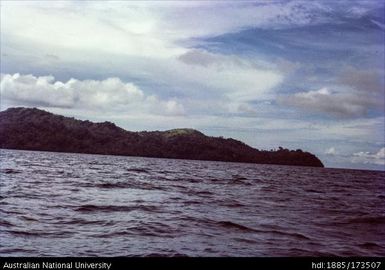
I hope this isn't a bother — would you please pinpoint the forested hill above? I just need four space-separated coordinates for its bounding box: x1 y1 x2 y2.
0 107 324 167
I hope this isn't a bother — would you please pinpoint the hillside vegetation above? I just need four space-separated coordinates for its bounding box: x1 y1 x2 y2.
0 107 324 167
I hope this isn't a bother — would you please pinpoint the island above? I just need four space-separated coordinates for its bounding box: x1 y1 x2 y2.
0 107 324 167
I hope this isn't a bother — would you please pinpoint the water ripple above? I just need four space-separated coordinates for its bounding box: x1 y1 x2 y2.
0 149 384 256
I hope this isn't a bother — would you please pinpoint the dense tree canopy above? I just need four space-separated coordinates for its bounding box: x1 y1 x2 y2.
0 107 324 167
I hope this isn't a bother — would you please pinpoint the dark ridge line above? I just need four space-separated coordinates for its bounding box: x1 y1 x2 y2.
0 107 324 167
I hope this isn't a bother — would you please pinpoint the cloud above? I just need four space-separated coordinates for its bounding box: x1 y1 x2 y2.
352 147 385 166
337 68 384 95
0 73 185 116
168 0 347 36
371 20 385 31
1 1 185 59
2 0 371 62
178 49 224 67
176 49 283 102
277 87 383 118
1 1 384 171
316 117 384 143
346 6 369 17
2 1 285 109
1 1 380 113
45 54 60 61
275 58 301 74
237 103 258 115
325 147 337 156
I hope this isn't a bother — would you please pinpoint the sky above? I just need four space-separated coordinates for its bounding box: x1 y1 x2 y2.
0 0 384 170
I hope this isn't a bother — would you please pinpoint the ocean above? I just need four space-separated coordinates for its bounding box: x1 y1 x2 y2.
0 149 384 256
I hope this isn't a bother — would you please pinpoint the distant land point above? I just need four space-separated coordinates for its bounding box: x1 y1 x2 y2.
0 107 324 167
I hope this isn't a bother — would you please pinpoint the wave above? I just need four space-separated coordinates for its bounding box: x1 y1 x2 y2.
6 230 73 238
126 168 149 173
2 149 385 256
215 221 259 233
259 224 312 240
0 219 14 227
285 248 339 257
347 216 385 225
215 221 311 240
264 229 311 240
74 204 159 213
94 181 163 191
359 242 384 250
232 175 248 181
329 215 385 226
218 199 246 208
95 182 131 189
20 215 39 222
0 168 22 174
55 218 115 226
0 248 35 255
142 252 188 257
232 237 258 244
194 190 214 197
88 161 113 166
92 221 178 239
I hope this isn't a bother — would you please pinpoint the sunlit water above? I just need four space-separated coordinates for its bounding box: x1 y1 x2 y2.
0 149 384 256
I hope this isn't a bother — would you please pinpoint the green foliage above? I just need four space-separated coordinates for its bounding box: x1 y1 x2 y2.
0 107 324 167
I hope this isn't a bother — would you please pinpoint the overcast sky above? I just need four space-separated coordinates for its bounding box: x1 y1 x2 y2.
1 0 384 170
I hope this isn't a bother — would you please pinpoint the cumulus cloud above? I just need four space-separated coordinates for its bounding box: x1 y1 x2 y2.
0 73 185 116
278 66 384 119
2 1 285 110
2 1 379 116
352 147 385 166
1 1 384 171
277 87 383 118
